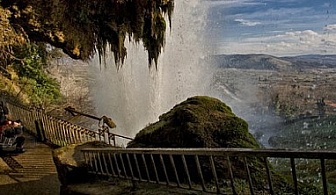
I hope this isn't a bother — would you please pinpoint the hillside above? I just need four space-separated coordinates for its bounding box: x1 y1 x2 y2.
211 54 336 71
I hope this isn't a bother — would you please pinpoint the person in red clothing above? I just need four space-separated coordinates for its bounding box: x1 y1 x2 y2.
0 120 10 134
1 120 25 152
0 102 25 152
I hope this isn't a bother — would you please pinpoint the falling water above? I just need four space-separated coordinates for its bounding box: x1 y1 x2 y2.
88 1 214 139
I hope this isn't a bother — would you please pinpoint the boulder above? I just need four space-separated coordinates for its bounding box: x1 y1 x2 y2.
128 96 291 191
128 96 260 148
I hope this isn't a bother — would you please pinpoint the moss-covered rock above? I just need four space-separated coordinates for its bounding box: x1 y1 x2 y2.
128 96 293 192
128 96 260 149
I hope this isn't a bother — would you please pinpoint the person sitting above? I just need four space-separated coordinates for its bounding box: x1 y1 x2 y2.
1 120 25 152
0 102 25 153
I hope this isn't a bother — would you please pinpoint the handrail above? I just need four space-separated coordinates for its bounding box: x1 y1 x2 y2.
81 147 336 195
81 147 336 158
64 106 117 129
0 97 132 147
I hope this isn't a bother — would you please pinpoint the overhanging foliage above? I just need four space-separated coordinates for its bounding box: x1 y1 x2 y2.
1 0 174 68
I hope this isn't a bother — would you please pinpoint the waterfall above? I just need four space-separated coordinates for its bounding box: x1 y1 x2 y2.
88 1 214 139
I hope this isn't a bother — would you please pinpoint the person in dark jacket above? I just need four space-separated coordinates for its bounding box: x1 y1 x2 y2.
2 120 25 152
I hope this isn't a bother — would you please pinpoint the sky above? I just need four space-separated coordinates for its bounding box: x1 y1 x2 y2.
205 0 336 56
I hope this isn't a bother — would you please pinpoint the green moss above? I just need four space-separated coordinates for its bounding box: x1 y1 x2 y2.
129 96 258 148
136 120 166 138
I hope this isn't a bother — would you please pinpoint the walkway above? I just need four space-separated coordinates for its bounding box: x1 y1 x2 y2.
0 133 60 195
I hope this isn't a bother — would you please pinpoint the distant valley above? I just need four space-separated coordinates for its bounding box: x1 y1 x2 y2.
210 54 336 148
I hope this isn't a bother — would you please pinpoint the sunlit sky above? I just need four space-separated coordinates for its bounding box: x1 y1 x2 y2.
206 0 336 56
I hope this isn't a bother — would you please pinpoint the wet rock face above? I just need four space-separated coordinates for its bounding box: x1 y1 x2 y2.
128 96 260 149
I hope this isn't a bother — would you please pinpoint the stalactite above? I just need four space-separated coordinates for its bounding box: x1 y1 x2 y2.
1 0 174 68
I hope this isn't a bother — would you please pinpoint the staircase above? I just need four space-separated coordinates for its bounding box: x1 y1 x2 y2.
0 133 60 194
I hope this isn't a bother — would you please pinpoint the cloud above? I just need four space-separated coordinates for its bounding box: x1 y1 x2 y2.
209 0 336 55
216 28 336 56
322 2 332 8
244 30 320 43
324 24 336 31
285 30 319 37
235 19 261 26
278 30 320 44
206 0 263 7
226 4 331 30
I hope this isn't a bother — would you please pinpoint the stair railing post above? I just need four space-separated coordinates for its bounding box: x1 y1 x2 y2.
35 109 46 142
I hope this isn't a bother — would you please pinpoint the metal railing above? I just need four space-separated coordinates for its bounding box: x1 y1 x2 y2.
81 147 336 195
3 95 336 194
1 99 132 147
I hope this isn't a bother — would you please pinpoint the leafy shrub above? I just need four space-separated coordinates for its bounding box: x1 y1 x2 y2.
11 43 63 106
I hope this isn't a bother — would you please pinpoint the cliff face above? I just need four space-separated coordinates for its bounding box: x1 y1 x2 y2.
1 0 174 67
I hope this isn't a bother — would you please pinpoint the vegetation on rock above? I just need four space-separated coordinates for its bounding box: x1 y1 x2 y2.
0 0 173 107
0 42 62 106
128 96 294 193
1 0 174 68
128 96 259 148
